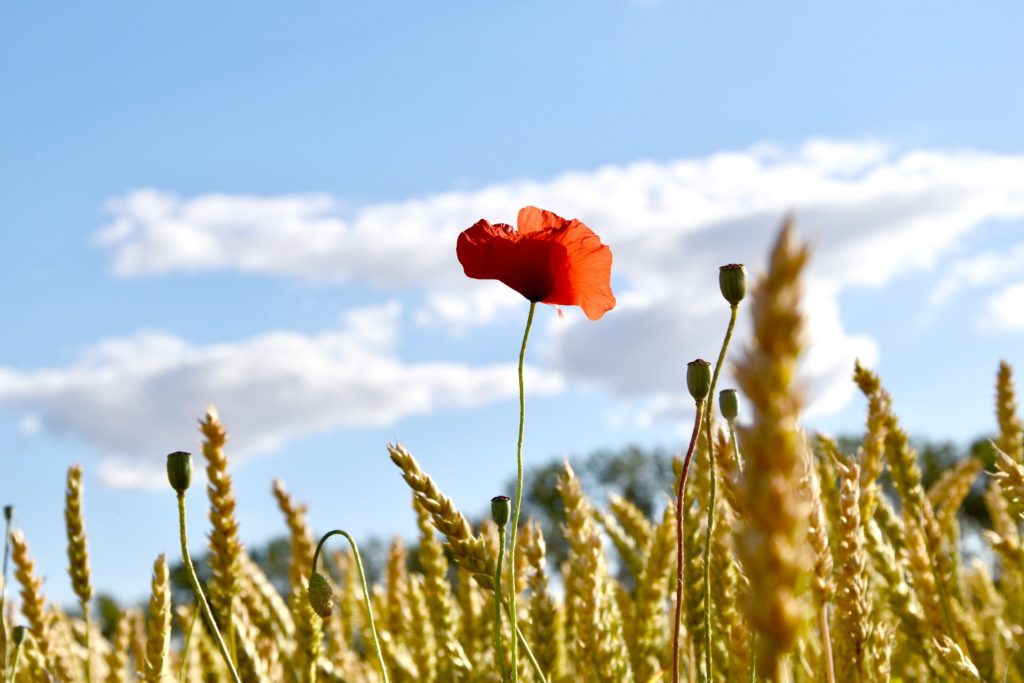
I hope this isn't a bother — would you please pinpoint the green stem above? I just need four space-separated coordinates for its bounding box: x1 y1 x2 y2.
179 606 200 683
702 303 739 681
728 420 742 475
312 531 389 683
176 493 242 683
494 527 509 680
748 632 756 683
672 399 706 683
7 640 19 683
501 599 546 683
508 300 536 681
1 510 11 683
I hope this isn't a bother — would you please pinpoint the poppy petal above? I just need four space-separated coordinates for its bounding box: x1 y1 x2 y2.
543 220 616 320
517 206 568 235
456 208 616 319
457 219 557 302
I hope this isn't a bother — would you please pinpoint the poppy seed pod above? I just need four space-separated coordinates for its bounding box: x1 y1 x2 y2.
3 505 11 522
307 571 335 618
686 359 712 402
166 451 193 493
12 625 27 645
719 389 740 421
719 264 747 306
491 495 512 528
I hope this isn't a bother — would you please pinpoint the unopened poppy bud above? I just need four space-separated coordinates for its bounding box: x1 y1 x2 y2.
686 359 712 402
307 571 335 618
3 505 12 522
166 451 193 493
719 389 740 421
12 625 28 645
491 496 511 528
719 264 747 306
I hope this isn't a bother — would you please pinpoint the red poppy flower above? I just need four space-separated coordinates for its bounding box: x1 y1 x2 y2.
456 206 616 320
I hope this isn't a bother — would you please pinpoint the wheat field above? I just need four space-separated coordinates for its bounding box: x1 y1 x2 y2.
2 224 1023 683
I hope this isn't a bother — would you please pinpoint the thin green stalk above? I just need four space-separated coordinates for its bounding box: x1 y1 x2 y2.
494 527 509 680
508 300 536 681
702 303 739 680
312 530 389 683
748 632 756 683
501 600 546 683
176 493 242 683
1 507 11 683
179 607 200 683
7 639 19 683
672 399 706 683
728 420 742 474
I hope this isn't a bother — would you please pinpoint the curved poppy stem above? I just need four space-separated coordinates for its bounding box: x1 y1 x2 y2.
508 300 536 682
311 530 389 683
702 303 739 681
672 398 705 683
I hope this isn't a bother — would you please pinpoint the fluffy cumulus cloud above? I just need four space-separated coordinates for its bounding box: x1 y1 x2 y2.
0 303 563 488
93 139 1024 425
10 139 1022 487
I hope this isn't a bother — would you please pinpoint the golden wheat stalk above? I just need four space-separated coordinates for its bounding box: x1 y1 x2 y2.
733 219 812 681
852 361 891 523
198 405 244 655
832 458 868 683
387 443 495 588
64 464 94 683
144 554 171 683
996 361 1024 463
10 530 50 664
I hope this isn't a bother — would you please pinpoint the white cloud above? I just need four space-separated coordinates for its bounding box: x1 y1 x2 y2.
0 303 563 488
929 242 1024 305
75 139 1024 475
980 282 1024 331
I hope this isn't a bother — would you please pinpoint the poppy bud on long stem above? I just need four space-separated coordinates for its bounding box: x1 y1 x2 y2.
310 530 390 683
10 625 27 680
166 451 193 494
491 496 512 681
719 263 748 307
687 359 712 401
672 396 706 683
173 478 241 683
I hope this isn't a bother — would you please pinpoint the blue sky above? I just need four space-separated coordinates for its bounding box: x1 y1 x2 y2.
2 2 1024 606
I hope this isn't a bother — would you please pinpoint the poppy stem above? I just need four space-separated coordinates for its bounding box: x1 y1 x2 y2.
494 526 510 680
508 300 536 682
176 492 242 683
1 506 11 683
672 398 706 683
702 303 739 681
311 530 389 683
